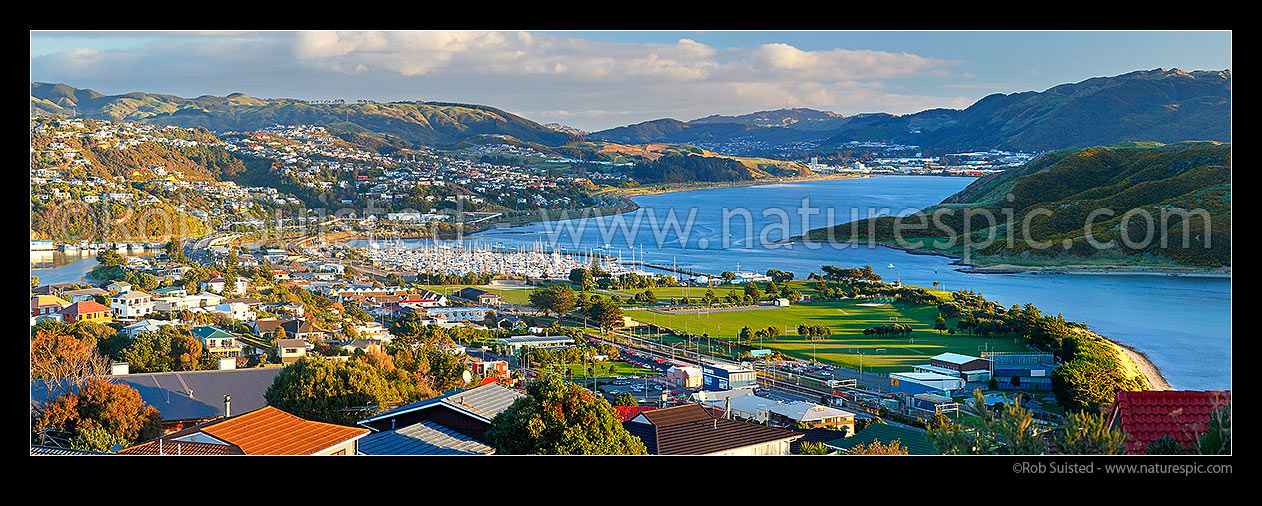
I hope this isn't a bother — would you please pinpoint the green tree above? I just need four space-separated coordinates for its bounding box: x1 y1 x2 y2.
798 441 834 455
263 357 399 426
929 389 1045 455
934 314 947 334
569 268 594 292
96 250 125 267
529 284 577 316
1144 435 1188 455
1056 410 1128 455
485 374 647 455
68 426 132 453
613 392 638 407
586 298 624 333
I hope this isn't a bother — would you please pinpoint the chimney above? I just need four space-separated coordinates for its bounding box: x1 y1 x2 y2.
724 397 731 420
111 362 129 375
224 394 231 418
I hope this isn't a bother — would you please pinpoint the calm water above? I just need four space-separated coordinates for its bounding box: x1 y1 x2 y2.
465 176 1231 390
45 176 1228 389
30 250 154 285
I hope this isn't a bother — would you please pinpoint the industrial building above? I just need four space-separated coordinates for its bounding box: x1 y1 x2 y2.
701 362 757 391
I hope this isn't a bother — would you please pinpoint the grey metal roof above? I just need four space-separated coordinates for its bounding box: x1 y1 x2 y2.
31 367 284 423
439 383 524 421
358 420 494 455
361 382 525 425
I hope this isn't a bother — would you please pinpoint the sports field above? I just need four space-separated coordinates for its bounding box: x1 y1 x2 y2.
623 298 1028 372
415 284 535 305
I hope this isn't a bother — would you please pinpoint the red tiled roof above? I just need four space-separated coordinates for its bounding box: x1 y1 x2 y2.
613 405 658 422
1110 390 1231 454
62 300 110 315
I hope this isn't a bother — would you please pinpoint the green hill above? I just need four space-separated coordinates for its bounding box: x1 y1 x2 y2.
589 68 1231 155
30 83 577 149
802 142 1231 268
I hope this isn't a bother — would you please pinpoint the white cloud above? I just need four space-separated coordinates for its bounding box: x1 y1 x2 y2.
31 31 979 131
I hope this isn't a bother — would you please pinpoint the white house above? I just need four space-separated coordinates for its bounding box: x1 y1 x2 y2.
106 281 131 293
110 290 155 318
212 302 257 321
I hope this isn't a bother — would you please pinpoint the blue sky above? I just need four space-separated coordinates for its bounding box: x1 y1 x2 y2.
30 30 1231 132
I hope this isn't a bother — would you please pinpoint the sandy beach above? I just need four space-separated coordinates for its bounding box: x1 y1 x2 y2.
1104 337 1174 391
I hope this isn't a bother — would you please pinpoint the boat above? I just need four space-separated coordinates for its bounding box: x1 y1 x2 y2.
888 264 895 268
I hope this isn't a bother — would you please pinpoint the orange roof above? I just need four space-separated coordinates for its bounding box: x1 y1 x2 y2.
118 440 243 455
63 300 110 314
200 406 369 455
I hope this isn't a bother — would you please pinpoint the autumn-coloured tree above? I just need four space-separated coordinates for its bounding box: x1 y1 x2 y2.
32 378 163 450
30 329 109 396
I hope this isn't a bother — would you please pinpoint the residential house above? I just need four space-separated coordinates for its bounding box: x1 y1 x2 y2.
31 367 284 432
31 295 70 317
622 403 803 455
191 326 244 358
253 317 316 340
357 382 525 444
211 301 256 321
32 283 76 296
276 339 308 364
454 287 502 306
110 290 155 319
357 420 495 455
106 281 131 293
467 359 509 379
666 366 703 389
117 406 368 455
60 300 112 324
119 319 181 338
60 287 109 303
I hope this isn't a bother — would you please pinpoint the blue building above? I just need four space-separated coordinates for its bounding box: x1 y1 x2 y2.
701 363 757 391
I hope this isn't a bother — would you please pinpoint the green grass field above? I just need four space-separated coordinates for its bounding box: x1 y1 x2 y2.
415 284 536 305
623 298 1028 372
545 360 658 380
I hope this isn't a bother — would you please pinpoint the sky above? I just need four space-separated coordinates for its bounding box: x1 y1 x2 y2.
30 30 1232 132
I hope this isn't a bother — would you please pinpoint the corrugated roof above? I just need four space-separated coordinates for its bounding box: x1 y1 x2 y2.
359 420 495 455
631 404 803 455
117 439 243 455
1111 390 1231 454
31 368 283 423
199 406 368 455
930 352 986 365
360 382 525 426
825 423 936 455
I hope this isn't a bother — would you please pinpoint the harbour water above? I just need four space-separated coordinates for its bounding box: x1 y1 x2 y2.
463 176 1231 390
38 176 1230 390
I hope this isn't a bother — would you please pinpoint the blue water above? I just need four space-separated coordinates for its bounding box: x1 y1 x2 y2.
463 176 1231 391
44 176 1227 389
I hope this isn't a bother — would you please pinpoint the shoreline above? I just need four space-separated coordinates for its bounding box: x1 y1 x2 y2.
792 239 1231 278
1097 334 1174 391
